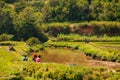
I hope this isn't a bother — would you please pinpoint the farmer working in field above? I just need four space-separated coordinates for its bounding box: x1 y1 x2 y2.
84 37 89 43
22 55 28 61
32 54 37 62
36 55 41 62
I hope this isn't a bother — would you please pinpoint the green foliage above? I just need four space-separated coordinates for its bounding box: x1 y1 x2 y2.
26 37 40 46
0 41 16 46
0 62 119 80
41 0 120 22
12 6 48 42
29 45 44 52
14 63 120 80
0 34 13 42
0 6 17 35
3 0 18 4
57 34 120 42
0 41 31 55
1 0 120 41
26 37 45 52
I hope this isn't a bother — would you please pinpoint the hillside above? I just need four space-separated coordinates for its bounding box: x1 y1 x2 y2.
1 0 120 41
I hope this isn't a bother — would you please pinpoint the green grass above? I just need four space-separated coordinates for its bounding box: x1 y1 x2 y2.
0 41 30 54
1 62 119 80
57 34 120 42
0 48 21 77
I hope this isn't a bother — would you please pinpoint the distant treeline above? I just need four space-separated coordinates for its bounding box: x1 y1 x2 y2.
1 0 120 22
0 0 120 41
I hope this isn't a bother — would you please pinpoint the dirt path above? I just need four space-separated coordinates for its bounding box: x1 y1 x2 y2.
88 60 120 69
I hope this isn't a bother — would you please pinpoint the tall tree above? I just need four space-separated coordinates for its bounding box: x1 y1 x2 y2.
15 7 48 42
0 5 16 35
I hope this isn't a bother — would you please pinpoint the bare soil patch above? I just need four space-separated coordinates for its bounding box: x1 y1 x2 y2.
88 60 120 69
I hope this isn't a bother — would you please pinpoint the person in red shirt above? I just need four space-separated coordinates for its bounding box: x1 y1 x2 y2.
33 54 37 62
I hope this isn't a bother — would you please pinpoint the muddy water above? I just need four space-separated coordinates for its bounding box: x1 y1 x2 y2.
38 48 89 66
31 48 120 68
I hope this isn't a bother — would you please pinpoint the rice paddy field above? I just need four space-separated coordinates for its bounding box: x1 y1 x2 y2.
45 41 120 62
1 0 120 79
0 41 120 80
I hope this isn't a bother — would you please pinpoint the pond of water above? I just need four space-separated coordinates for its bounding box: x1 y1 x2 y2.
35 48 90 66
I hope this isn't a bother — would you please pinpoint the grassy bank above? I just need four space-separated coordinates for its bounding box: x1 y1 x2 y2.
0 62 120 80
57 34 120 42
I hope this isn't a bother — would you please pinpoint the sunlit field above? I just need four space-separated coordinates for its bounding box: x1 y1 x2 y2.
1 0 120 79
0 41 120 79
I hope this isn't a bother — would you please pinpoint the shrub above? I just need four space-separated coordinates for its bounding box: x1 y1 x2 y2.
26 37 41 46
0 34 14 42
30 45 44 52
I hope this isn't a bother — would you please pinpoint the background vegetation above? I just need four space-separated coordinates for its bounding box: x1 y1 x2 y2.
1 0 120 42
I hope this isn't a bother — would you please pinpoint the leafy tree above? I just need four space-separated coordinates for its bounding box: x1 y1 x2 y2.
76 0 90 21
87 0 92 4
0 1 6 8
0 6 17 35
15 7 48 42
90 1 103 21
42 0 69 22
14 1 27 12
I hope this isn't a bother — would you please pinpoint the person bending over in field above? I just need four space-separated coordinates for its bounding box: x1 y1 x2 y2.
23 55 28 61
36 55 41 62
84 37 89 43
32 54 37 62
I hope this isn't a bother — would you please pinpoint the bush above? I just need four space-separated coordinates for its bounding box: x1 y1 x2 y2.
0 34 14 42
19 63 120 80
26 37 41 46
30 45 44 52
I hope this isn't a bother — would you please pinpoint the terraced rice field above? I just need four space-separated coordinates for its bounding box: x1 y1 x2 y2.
0 41 120 80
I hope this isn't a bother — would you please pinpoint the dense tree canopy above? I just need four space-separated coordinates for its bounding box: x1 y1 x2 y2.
1 0 120 22
0 0 120 41
41 0 120 22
